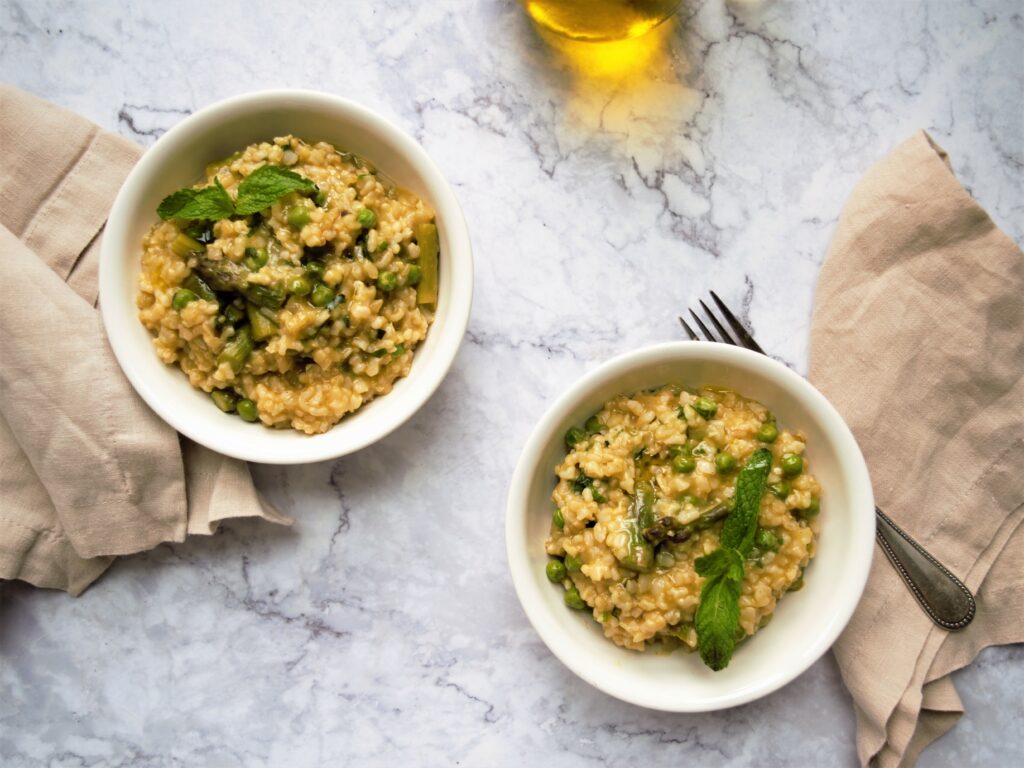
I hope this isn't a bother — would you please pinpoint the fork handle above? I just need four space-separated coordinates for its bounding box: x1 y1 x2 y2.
874 506 976 630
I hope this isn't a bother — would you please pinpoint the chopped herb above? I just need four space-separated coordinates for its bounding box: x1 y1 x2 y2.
564 426 587 449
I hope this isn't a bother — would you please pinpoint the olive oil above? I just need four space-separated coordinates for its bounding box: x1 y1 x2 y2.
523 0 681 42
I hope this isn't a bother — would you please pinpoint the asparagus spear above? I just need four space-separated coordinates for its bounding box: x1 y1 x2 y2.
643 502 731 547
618 481 656 572
194 257 286 310
414 222 439 307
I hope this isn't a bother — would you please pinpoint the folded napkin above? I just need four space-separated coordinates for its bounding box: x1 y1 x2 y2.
809 132 1024 766
0 85 290 597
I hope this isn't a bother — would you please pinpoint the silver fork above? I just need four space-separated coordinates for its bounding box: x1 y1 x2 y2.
680 291 976 630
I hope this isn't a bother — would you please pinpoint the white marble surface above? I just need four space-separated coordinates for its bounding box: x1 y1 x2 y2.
2 0 1022 765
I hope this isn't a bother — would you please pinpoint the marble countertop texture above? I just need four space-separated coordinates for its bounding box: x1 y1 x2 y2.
1 0 1022 765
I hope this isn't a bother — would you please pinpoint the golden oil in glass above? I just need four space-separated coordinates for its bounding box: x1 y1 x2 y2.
523 0 681 42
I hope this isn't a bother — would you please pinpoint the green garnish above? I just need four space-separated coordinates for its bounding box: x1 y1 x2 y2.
234 165 317 215
694 447 772 671
157 164 317 221
571 471 606 502
157 178 235 221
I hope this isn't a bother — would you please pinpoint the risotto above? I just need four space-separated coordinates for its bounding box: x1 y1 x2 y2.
136 136 439 434
545 385 821 665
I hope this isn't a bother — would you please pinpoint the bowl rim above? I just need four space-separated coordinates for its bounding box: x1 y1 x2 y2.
99 89 473 464
504 340 875 712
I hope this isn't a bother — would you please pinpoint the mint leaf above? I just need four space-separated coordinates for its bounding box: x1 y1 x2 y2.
157 178 235 221
721 447 773 554
234 165 316 215
695 547 742 580
695 573 742 671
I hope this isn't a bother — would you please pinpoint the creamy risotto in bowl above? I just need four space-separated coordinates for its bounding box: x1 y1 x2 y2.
137 136 439 434
506 342 874 711
545 385 820 670
100 90 473 464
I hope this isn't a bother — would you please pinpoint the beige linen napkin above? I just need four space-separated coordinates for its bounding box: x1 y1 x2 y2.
0 85 291 597
809 132 1024 767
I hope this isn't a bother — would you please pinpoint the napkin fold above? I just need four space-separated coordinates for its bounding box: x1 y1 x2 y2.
0 85 290 597
809 132 1024 767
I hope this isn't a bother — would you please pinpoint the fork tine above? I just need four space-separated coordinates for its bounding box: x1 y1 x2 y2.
699 299 738 346
688 309 718 343
678 317 699 341
710 290 766 355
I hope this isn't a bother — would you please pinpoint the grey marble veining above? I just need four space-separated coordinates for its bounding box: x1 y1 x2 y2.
1 0 1022 765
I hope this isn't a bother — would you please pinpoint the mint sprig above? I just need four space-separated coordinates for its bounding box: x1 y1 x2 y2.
156 164 316 221
694 448 773 671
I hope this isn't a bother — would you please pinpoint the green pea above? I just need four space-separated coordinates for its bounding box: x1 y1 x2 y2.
796 496 821 521
692 397 717 419
754 528 783 552
287 205 311 229
565 554 583 572
756 422 779 443
672 455 696 474
552 508 565 528
781 453 804 476
788 576 805 592
376 271 397 292
243 246 268 270
585 415 603 434
210 390 238 413
357 208 377 228
287 276 312 296
564 586 586 610
236 398 259 422
668 444 692 458
564 426 587 449
715 451 737 473
769 481 792 500
172 288 198 310
406 264 422 285
313 189 328 207
546 559 567 583
310 282 336 307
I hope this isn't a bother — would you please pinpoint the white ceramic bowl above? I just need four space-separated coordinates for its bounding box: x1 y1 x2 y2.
100 90 472 464
506 342 874 712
